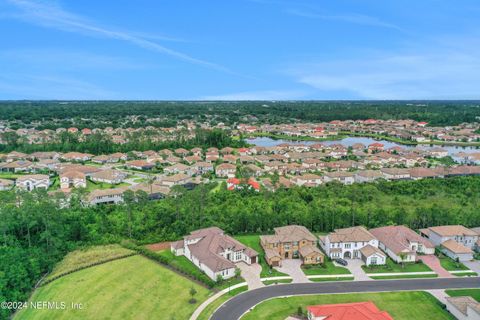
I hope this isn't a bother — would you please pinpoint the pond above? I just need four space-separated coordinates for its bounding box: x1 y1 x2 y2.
247 136 480 156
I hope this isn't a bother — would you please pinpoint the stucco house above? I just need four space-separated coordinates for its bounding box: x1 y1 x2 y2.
320 226 386 266
16 174 50 191
170 227 258 281
370 225 435 263
420 225 478 261
260 225 323 267
60 171 87 189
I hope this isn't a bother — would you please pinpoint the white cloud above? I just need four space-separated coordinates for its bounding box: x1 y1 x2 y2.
5 0 231 73
288 40 480 99
201 89 307 100
287 9 403 31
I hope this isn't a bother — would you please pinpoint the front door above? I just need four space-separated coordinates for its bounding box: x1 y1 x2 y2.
227 253 231 261
285 252 289 258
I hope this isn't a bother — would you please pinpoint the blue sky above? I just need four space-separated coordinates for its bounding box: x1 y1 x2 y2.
1 0 480 100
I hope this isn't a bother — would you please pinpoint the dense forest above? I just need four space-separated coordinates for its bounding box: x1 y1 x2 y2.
0 129 246 154
1 101 480 128
2 176 480 319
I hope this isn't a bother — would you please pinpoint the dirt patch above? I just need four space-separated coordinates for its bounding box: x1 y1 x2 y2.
145 242 171 252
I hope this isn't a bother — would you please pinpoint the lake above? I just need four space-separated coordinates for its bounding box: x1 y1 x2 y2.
247 136 480 156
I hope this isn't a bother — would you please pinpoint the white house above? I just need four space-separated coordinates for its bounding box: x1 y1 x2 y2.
420 225 478 261
16 174 50 191
370 225 435 263
87 188 125 205
323 172 355 185
170 227 258 281
320 226 385 266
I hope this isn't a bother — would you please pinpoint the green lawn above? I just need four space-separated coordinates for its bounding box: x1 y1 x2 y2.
437 255 469 271
16 255 211 320
86 180 130 191
309 276 354 282
369 274 438 280
234 234 288 277
302 259 351 275
45 244 135 282
0 172 24 179
241 291 454 320
446 289 480 302
453 272 478 277
197 287 248 320
362 258 432 273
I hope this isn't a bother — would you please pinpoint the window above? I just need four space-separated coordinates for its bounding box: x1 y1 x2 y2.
293 241 299 246
371 257 377 265
345 243 351 249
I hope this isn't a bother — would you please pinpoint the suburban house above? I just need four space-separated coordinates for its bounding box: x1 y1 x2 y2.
192 162 214 175
87 188 125 205
420 225 478 261
354 170 384 183
323 171 355 185
291 174 322 187
158 173 192 188
260 225 324 267
215 163 236 178
170 227 258 281
307 302 393 320
0 178 14 191
445 296 480 320
0 160 34 173
320 226 386 266
472 227 480 252
369 225 435 263
16 174 50 191
125 160 155 171
380 168 411 180
90 169 127 184
60 171 87 189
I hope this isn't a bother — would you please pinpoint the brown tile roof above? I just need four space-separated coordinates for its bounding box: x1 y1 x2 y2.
429 225 478 237
369 225 434 255
360 244 386 258
446 296 480 316
273 225 317 242
328 226 375 243
441 239 473 254
299 244 324 257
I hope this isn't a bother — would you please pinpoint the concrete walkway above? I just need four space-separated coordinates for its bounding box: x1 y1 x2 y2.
463 260 480 274
341 259 370 281
427 289 449 304
274 259 310 283
236 262 264 290
419 255 454 278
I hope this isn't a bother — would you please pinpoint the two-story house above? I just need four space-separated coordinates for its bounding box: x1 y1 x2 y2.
170 227 258 281
370 225 435 263
260 225 324 267
320 226 386 266
420 225 478 261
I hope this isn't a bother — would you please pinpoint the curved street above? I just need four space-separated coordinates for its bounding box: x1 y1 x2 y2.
210 277 480 320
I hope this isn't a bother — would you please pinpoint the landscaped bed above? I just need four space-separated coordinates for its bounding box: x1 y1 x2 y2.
234 234 288 277
369 274 438 280
309 276 354 282
437 254 469 271
362 258 432 273
241 291 454 320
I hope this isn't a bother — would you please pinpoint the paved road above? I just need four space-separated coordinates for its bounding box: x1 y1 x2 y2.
210 277 480 320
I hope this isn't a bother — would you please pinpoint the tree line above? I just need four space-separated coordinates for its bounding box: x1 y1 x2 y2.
1 176 480 318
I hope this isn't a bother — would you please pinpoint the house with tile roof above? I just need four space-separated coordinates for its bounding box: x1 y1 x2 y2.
307 301 393 320
170 227 258 281
445 296 480 320
370 225 435 263
320 226 385 266
260 225 323 267
420 225 478 261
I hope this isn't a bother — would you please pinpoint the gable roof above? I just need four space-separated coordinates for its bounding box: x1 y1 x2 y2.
428 225 478 237
441 239 473 254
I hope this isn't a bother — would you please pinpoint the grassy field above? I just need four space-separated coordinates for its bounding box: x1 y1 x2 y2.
234 234 287 277
44 244 135 282
302 260 351 275
362 258 432 273
369 274 438 280
309 276 354 282
446 289 480 302
197 287 248 320
241 291 454 320
86 180 130 191
16 255 211 320
438 255 469 271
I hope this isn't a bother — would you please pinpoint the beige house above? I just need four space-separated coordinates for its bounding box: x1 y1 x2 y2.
60 171 87 189
215 163 236 178
16 174 50 191
90 169 127 184
260 225 323 267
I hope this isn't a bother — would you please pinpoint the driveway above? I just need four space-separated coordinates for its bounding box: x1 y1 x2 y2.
463 260 480 274
340 259 370 281
236 262 264 290
419 255 453 278
274 259 310 283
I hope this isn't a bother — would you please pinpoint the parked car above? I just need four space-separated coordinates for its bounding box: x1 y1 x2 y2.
335 258 348 266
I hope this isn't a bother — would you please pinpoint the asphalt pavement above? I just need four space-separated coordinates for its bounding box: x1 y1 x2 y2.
210 277 480 320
